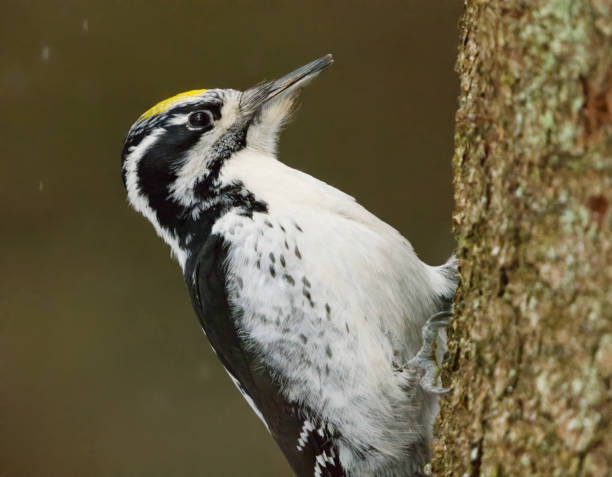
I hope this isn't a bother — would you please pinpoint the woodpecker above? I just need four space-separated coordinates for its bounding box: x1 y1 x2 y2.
121 54 457 477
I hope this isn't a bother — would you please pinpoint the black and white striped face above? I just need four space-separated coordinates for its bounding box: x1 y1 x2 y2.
121 88 246 264
121 55 333 267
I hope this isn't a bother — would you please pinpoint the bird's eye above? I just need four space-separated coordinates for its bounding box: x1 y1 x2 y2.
187 110 214 131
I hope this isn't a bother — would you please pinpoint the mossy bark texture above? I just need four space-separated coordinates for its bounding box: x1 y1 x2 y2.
432 1 611 476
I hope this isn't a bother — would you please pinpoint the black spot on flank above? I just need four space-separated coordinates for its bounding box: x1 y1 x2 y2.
345 323 350 334
283 274 295 286
280 224 286 232
282 327 290 334
299 334 308 344
302 277 311 288
284 240 289 250
236 277 244 290
303 289 315 308
325 364 330 376
325 345 333 358
275 317 281 326
295 245 302 259
256 258 261 269
264 219 273 228
295 223 303 232
280 255 286 267
325 303 331 319
269 265 276 278
269 252 275 263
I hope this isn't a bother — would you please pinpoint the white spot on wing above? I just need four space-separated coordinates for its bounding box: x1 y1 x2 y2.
297 419 314 451
314 452 327 477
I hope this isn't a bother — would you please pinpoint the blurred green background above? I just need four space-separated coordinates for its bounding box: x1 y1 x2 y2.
1 1 461 475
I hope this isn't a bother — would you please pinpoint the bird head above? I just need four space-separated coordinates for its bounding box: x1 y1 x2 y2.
121 54 333 267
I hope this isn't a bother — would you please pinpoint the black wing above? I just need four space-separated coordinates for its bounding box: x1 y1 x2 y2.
184 233 344 477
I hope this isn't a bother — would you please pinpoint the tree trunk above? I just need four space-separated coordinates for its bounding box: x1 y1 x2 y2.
432 1 611 476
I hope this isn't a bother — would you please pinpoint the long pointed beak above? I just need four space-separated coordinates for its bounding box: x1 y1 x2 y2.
240 54 334 116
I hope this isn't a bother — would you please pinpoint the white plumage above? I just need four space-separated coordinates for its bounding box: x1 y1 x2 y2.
121 55 456 476
212 148 451 472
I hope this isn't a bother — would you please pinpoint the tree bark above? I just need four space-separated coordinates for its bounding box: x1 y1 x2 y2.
432 1 611 476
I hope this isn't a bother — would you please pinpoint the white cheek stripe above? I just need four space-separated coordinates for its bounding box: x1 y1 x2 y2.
123 127 188 270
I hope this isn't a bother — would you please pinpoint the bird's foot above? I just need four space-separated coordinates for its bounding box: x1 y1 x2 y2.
406 310 452 395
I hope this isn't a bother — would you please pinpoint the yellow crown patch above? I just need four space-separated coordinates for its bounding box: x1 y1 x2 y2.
140 89 208 120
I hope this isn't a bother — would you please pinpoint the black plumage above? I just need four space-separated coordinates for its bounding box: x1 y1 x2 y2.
121 55 456 475
185 234 344 477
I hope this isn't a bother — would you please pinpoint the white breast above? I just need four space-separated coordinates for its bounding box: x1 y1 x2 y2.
211 148 445 461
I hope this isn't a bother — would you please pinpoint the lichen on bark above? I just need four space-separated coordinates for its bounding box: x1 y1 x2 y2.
432 1 611 476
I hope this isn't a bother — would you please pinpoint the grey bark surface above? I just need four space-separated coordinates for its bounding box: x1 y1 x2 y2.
432 1 611 475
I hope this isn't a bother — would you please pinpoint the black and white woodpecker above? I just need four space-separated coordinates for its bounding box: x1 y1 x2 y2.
121 54 457 477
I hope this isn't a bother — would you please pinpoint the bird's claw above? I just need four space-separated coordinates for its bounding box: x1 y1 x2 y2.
406 310 452 395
